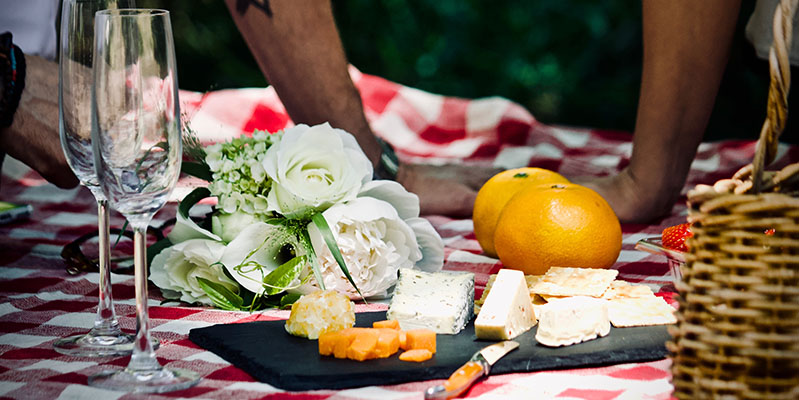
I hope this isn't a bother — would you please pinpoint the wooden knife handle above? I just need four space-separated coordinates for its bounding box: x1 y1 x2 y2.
424 361 486 399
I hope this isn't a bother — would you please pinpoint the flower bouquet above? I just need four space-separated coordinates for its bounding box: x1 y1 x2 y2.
148 123 444 310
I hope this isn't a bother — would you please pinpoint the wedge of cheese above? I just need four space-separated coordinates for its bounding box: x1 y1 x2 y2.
386 269 474 335
535 296 610 347
474 269 536 340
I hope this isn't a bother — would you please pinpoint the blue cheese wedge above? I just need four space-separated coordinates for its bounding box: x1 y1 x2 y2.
474 269 536 340
386 269 474 334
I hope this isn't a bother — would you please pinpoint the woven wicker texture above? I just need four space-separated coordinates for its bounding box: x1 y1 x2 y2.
669 1 799 398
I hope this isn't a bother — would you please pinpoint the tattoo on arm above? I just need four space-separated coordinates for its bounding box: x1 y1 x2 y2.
235 0 273 17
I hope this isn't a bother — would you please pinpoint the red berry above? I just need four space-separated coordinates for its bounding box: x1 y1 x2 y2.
661 223 693 252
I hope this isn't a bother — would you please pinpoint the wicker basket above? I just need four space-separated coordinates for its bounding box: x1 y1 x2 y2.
668 1 799 398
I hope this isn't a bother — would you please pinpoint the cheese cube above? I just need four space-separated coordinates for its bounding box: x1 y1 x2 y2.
386 269 475 335
474 269 536 340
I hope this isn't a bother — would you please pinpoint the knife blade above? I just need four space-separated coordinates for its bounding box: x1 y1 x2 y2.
424 340 519 399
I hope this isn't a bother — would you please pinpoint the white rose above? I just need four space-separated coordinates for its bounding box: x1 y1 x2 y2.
358 180 444 272
263 123 372 218
211 210 262 243
150 239 238 306
220 222 307 294
302 197 422 299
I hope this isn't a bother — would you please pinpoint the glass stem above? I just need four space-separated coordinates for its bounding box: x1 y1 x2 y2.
92 199 122 336
127 221 161 373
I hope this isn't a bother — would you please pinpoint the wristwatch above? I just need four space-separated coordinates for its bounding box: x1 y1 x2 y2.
0 32 26 128
373 138 399 181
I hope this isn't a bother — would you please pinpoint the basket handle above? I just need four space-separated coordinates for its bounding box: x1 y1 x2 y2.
753 0 799 192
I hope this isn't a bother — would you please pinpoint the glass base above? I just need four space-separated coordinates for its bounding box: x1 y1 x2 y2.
88 367 200 393
53 331 159 358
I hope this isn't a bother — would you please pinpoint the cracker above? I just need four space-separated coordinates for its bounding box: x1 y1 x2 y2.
607 296 677 327
601 280 655 300
531 267 618 298
475 275 497 307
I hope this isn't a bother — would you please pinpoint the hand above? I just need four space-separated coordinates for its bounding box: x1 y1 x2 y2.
0 55 78 188
576 168 679 224
397 163 500 217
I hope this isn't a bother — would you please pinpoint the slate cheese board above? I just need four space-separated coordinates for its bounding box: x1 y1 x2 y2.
189 311 670 391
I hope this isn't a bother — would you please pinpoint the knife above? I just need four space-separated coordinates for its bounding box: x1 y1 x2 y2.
424 340 519 399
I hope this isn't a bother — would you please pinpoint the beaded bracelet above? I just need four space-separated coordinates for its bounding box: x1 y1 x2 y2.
0 32 26 128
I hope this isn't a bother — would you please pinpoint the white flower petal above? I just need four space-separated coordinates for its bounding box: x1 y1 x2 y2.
358 180 420 220
220 222 306 294
405 217 444 272
167 210 222 243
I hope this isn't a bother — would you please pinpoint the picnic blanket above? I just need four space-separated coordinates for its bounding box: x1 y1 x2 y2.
0 68 797 400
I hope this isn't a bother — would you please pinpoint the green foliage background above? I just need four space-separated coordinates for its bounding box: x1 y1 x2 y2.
143 1 774 141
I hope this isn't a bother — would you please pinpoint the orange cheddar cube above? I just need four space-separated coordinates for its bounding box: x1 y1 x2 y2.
333 328 362 359
399 330 408 350
405 329 436 354
399 348 433 362
347 329 381 361
373 319 400 330
318 330 339 356
373 328 400 358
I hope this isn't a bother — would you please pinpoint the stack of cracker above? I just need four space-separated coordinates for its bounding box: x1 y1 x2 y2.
476 266 676 333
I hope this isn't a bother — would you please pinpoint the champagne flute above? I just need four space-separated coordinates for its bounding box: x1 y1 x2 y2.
87 9 199 392
55 0 141 357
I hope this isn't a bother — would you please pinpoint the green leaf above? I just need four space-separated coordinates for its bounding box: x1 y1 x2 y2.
280 293 302 308
298 228 325 291
311 213 364 300
112 220 130 250
261 256 306 296
146 237 173 266
182 161 213 181
179 187 211 220
197 277 244 311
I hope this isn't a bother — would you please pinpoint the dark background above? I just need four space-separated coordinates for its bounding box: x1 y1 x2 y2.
140 1 790 142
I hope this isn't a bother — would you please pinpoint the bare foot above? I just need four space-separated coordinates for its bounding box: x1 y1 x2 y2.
575 169 678 224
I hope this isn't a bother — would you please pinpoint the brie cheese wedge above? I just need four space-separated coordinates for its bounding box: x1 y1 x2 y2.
474 269 536 340
535 296 610 347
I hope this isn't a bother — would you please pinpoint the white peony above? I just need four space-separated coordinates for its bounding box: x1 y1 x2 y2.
219 221 307 294
150 239 238 306
303 197 422 299
262 123 372 219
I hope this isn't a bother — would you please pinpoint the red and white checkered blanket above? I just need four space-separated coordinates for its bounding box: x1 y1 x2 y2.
1 69 797 399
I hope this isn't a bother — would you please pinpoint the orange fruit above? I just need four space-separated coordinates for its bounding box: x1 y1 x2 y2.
494 183 621 275
473 168 569 257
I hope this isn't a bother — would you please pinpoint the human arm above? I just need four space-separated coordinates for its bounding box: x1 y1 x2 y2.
223 0 381 165
583 0 742 223
0 54 78 189
225 0 482 216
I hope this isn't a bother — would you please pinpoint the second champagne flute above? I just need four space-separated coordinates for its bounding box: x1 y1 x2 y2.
87 9 200 393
